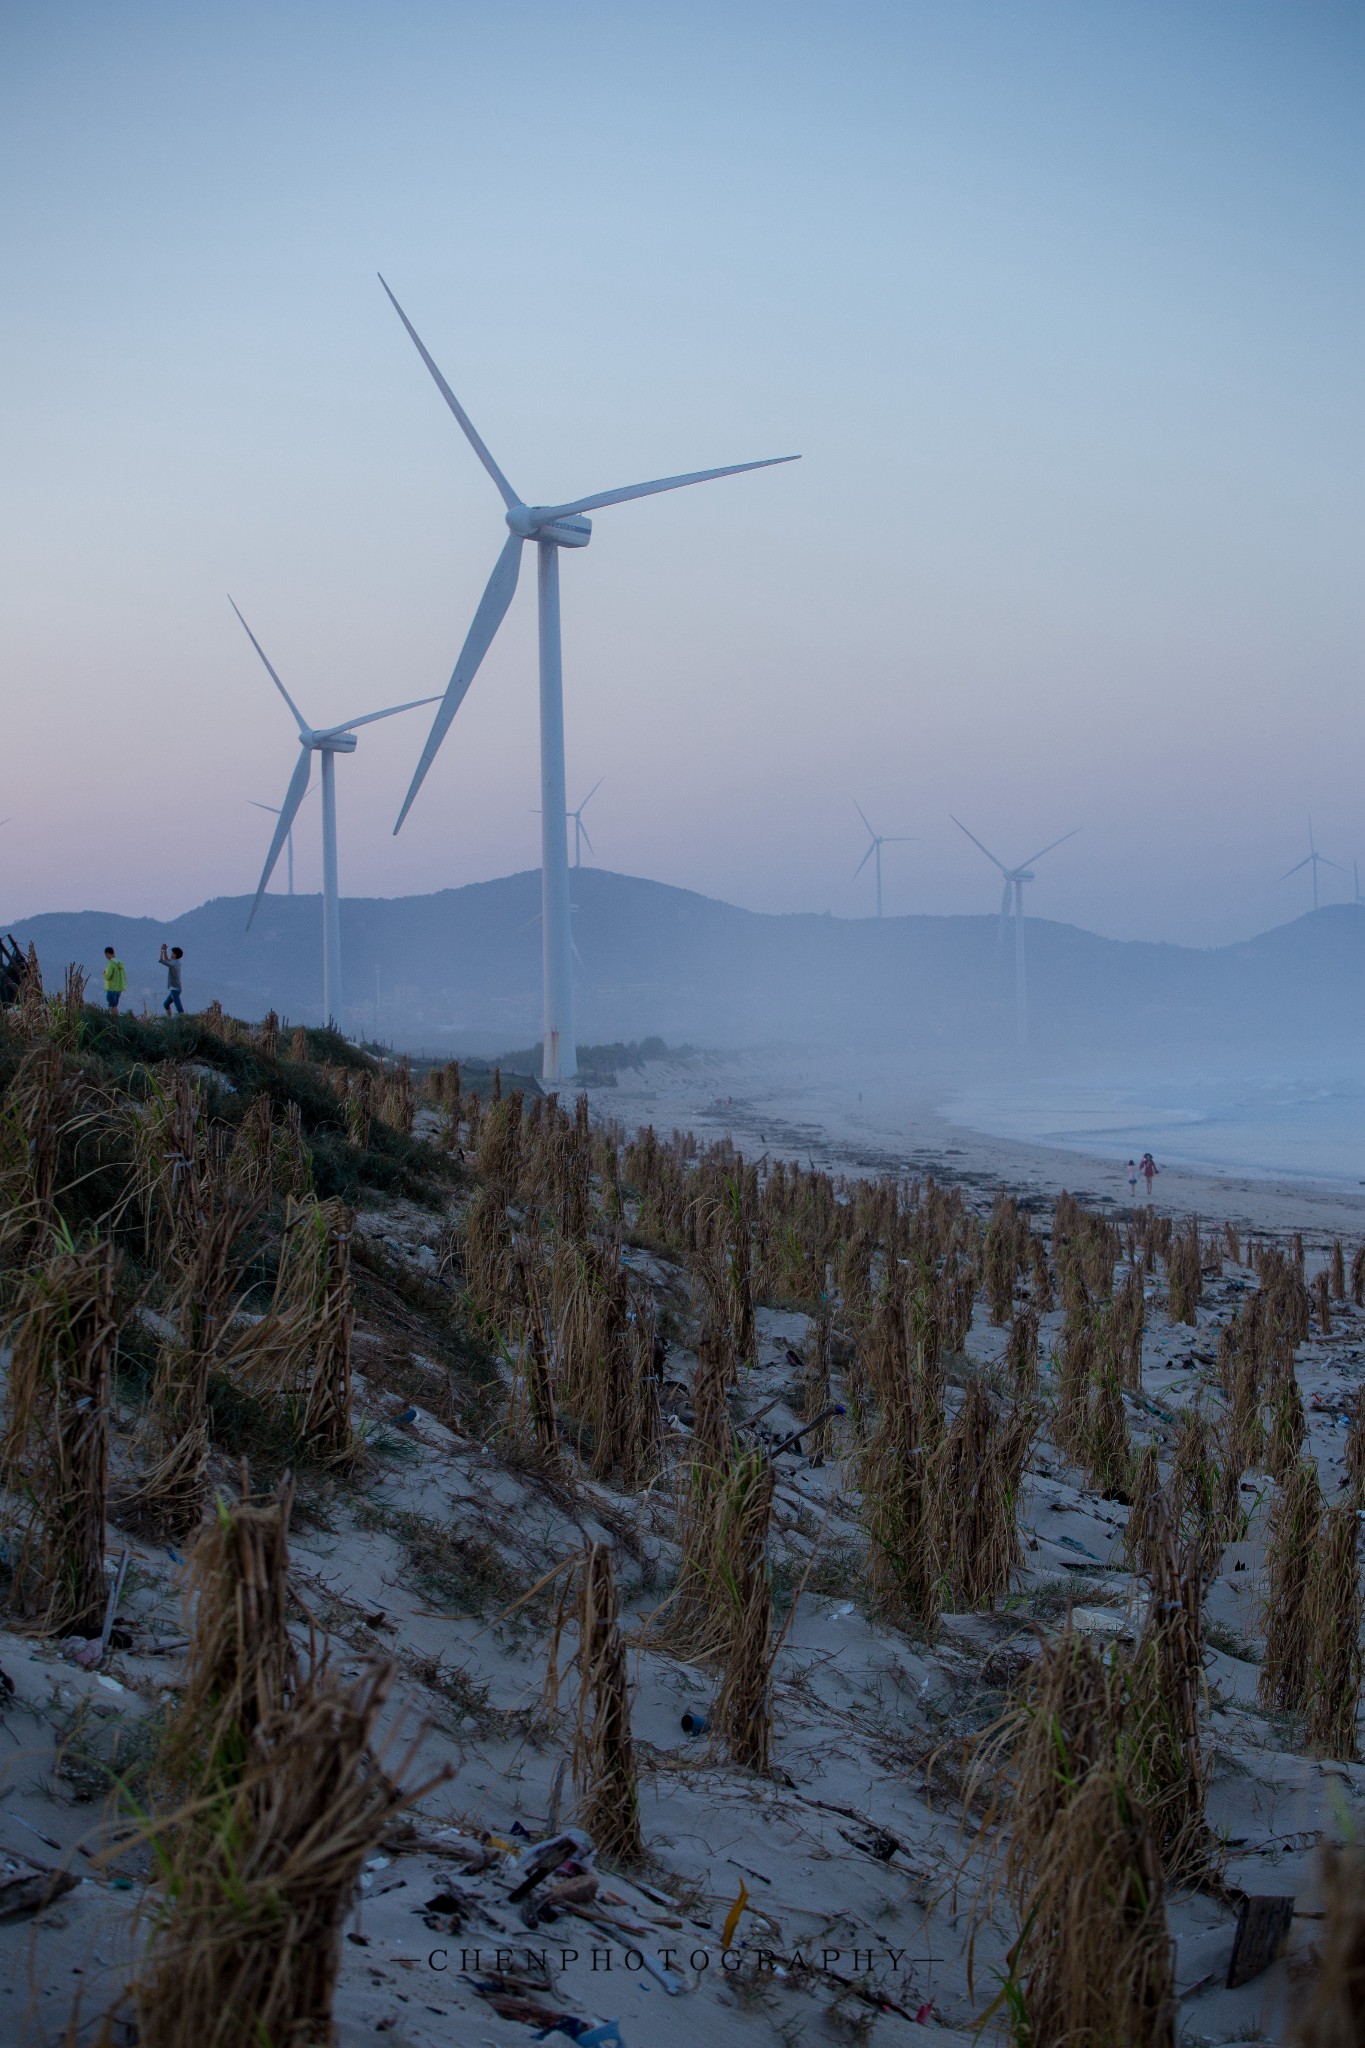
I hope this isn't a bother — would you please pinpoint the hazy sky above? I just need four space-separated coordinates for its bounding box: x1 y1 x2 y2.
2 1 1361 945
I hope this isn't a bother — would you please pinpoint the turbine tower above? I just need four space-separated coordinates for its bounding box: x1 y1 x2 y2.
380 276 799 1085
851 802 914 919
232 600 437 1027
952 816 1079 1048
1282 817 1344 913
568 779 602 869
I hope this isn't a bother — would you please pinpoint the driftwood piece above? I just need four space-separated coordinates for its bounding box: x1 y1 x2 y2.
1226 1893 1295 1988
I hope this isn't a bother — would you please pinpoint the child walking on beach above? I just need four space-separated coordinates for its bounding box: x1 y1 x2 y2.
1126 1159 1138 1198
1141 1152 1158 1196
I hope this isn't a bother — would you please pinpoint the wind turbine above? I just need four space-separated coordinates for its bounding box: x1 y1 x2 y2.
231 599 437 1027
1282 818 1344 913
379 276 799 1085
851 802 914 919
569 780 602 870
248 789 312 896
952 817 1080 1048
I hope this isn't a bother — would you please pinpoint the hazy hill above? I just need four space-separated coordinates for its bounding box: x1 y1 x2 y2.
6 870 1363 1063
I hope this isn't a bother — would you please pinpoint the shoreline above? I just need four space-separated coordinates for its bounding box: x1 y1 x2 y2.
598 1046 1365 1242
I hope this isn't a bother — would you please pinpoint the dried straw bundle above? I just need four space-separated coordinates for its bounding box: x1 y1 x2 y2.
712 1449 776 1771
133 1662 433 2048
1291 1839 1365 2046
0 1242 115 1634
463 1183 518 1324
160 1472 298 1797
246 1198 355 1461
1005 1304 1040 1398
1131 1514 1212 1884
0 1042 80 1272
938 1383 1035 1610
668 1330 737 1658
1259 1458 1324 1716
548 1232 659 1487
1302 1506 1363 1761
554 1542 642 1862
126 1189 267 1535
965 1631 1174 2048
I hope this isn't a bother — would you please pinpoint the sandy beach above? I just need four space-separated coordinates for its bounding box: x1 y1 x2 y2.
603 1046 1365 1244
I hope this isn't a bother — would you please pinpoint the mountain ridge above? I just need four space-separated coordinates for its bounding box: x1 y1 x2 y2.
6 869 1362 1060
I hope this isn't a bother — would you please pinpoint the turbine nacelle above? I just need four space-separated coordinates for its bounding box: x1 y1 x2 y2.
506 506 593 547
306 730 360 755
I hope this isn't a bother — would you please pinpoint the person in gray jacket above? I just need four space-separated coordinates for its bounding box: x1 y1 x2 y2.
159 944 185 1016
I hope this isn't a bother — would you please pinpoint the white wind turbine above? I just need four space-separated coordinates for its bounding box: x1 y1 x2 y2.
952 816 1080 1048
248 788 312 896
380 276 799 1085
568 780 602 870
851 802 914 919
232 600 437 1026
1282 817 1344 913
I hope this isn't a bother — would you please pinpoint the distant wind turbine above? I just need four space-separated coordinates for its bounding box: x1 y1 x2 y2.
1282 817 1344 913
852 802 915 919
952 817 1080 1048
569 780 602 869
231 599 437 1026
379 274 799 1085
248 789 313 897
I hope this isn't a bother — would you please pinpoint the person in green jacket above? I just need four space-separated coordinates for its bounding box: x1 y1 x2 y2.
102 947 127 1011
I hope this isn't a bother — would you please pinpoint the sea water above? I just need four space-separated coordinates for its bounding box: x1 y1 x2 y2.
940 1071 1365 1187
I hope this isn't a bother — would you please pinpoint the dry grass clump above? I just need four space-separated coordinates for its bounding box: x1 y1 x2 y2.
158 1471 298 1797
965 1630 1175 2048
938 1381 1036 1610
1260 1458 1324 1717
126 1190 267 1536
1291 1839 1365 2046
128 1466 442 2046
131 1661 432 2048
1165 1218 1204 1326
1302 1507 1363 1761
1130 1513 1213 1884
712 1448 776 1771
1005 1304 1039 1398
668 1330 739 1658
0 1241 116 1635
548 1542 642 1861
546 1229 659 1487
245 1197 356 1461
859 1281 943 1634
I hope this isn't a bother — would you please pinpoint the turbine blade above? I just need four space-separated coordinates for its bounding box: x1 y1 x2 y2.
950 815 1008 874
852 845 874 880
1019 827 1081 868
1281 856 1312 878
318 695 442 737
578 777 603 812
248 748 312 928
377 275 523 511
394 533 523 831
229 598 311 733
540 455 800 521
1320 855 1348 873
248 800 281 815
853 799 877 839
578 821 595 857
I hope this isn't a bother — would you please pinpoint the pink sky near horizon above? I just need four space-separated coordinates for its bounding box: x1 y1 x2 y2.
2 1 1360 947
